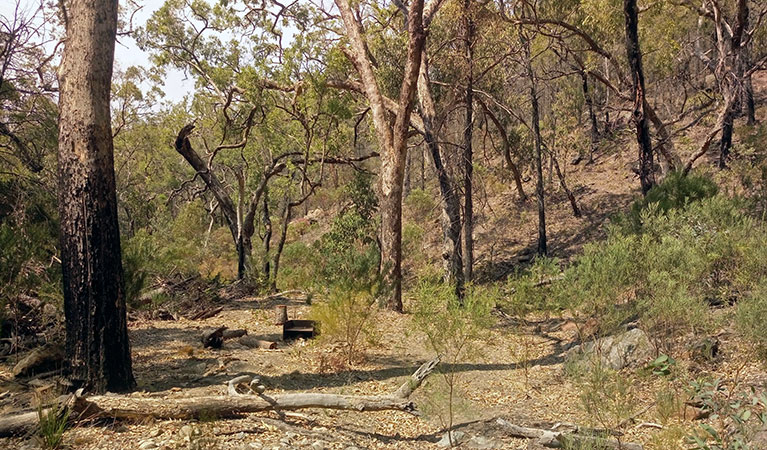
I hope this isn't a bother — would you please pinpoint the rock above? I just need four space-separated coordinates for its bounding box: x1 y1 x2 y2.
566 328 653 371
149 429 161 438
437 431 466 448
305 209 323 224
139 440 158 450
12 344 65 378
248 443 263 449
311 440 327 450
465 436 502 449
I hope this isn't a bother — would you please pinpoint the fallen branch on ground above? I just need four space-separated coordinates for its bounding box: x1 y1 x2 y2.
0 355 442 436
496 418 643 449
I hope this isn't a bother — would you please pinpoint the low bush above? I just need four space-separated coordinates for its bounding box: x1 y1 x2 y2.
735 282 767 362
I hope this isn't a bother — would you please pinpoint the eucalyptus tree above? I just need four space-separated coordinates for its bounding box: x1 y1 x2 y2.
676 0 767 167
331 0 426 311
138 0 362 283
57 0 135 392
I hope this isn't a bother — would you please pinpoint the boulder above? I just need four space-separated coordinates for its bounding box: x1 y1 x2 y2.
566 328 653 371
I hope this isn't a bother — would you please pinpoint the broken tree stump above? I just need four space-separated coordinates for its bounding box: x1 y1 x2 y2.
201 326 227 349
274 305 288 325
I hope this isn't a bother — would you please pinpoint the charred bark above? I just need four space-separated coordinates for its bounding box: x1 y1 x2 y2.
57 0 135 393
624 0 655 195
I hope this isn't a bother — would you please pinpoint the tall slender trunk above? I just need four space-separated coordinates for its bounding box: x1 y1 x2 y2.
624 0 655 195
462 0 475 282
57 0 135 393
417 53 464 298
480 101 526 202
262 188 272 280
581 71 599 163
270 200 291 292
524 37 547 256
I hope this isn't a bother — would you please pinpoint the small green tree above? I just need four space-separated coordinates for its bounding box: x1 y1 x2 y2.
412 282 494 445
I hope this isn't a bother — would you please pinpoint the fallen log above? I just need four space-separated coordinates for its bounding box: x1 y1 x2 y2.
496 418 643 450
238 335 277 349
222 329 247 340
0 355 442 436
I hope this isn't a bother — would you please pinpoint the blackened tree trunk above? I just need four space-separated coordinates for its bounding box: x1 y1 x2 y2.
416 53 465 299
524 37 547 256
624 0 655 195
57 0 135 393
462 0 475 282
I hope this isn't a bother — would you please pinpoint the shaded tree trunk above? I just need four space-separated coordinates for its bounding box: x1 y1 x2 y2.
462 0 475 282
269 200 291 292
174 126 251 279
56 0 135 393
551 152 581 218
479 100 526 202
581 71 600 163
417 53 464 299
624 0 655 194
262 189 272 280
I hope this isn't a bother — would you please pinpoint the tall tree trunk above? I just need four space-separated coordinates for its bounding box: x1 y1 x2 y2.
624 0 655 195
262 188 272 281
417 53 464 299
710 0 749 168
462 0 475 282
479 101 526 202
335 0 425 311
524 37 547 257
581 71 600 163
270 200 291 292
57 0 135 393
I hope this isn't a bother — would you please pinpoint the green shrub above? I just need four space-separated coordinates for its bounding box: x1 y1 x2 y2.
412 282 494 434
404 188 435 222
36 399 69 449
504 257 564 318
574 363 637 429
623 171 718 232
736 282 767 362
310 282 379 366
122 235 151 308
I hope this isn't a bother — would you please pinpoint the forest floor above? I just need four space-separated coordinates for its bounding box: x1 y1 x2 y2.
1 72 767 450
